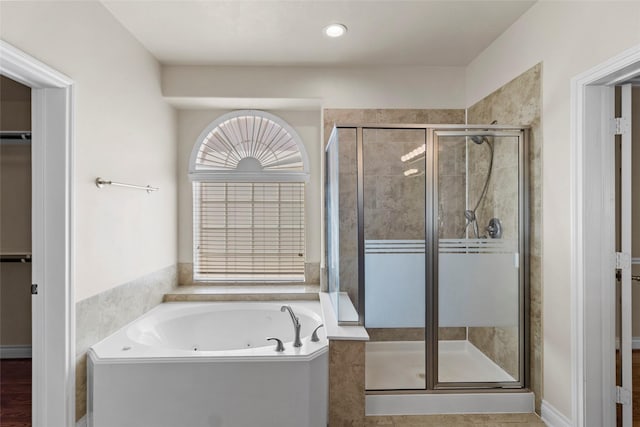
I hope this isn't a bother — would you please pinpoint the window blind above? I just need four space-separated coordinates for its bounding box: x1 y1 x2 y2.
193 182 305 282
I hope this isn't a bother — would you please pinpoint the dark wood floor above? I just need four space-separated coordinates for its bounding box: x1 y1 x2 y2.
0 358 31 427
634 350 640 426
617 350 640 426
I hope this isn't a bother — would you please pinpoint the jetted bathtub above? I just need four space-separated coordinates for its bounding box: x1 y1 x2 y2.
87 301 328 427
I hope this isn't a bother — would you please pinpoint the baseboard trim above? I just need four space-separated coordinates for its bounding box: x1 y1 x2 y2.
366 392 534 415
76 415 87 427
0 345 32 359
540 400 571 427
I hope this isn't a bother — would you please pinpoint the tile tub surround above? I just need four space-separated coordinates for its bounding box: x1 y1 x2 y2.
74 264 177 421
164 283 320 302
467 63 542 411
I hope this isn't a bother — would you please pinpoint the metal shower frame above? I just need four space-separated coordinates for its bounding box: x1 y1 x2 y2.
327 123 530 392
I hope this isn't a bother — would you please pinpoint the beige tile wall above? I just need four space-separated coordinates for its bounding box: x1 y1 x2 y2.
437 137 467 239
466 63 542 411
75 264 178 421
329 340 366 426
367 327 466 342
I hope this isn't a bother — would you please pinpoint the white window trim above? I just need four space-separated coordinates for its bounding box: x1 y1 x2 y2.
188 109 310 182
192 181 306 282
189 110 309 283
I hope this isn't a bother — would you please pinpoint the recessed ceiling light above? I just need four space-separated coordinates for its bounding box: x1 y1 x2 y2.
323 23 347 38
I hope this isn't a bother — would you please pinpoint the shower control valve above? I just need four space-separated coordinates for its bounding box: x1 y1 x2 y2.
486 218 502 239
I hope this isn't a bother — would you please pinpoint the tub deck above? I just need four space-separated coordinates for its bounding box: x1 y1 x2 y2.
163 284 320 302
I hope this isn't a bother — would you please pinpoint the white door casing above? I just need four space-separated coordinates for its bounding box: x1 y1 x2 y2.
0 40 75 426
571 44 640 427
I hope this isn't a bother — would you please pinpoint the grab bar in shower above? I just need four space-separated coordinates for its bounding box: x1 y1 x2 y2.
95 177 159 193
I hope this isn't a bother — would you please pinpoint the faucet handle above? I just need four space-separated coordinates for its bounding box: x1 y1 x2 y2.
267 337 285 352
311 324 324 342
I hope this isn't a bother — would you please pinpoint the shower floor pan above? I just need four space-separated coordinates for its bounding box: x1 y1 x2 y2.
365 340 515 390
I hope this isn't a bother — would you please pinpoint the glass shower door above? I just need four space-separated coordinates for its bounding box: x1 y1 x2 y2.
362 127 427 391
326 126 360 323
433 130 526 388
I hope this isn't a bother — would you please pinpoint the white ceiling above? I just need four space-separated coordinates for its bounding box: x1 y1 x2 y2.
102 1 536 67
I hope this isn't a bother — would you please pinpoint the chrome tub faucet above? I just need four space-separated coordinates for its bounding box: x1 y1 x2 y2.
281 305 302 347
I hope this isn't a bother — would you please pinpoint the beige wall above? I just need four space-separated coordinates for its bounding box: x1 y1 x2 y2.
0 2 178 302
167 61 469 288
631 88 640 337
177 109 321 268
465 1 640 418
0 75 32 346
163 65 466 109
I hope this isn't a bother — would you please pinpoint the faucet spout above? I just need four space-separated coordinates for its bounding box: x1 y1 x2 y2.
281 305 302 347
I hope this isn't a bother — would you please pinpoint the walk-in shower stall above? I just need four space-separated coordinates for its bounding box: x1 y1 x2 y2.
326 124 528 392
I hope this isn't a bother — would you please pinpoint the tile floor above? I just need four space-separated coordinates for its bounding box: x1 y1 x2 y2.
365 413 545 426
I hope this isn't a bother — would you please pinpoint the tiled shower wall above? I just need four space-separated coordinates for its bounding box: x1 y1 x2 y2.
438 137 467 239
323 108 465 337
363 128 426 242
75 264 178 421
466 63 542 411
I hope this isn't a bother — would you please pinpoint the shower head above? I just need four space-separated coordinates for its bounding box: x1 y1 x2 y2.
470 120 498 145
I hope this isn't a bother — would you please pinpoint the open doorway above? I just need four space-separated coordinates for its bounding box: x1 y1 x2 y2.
0 40 74 427
0 75 32 426
633 85 640 427
615 84 640 427
571 44 640 427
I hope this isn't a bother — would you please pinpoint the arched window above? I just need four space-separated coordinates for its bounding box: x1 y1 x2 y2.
189 110 309 282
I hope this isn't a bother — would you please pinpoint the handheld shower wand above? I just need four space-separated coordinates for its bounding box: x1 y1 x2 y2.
464 209 480 239
463 122 497 238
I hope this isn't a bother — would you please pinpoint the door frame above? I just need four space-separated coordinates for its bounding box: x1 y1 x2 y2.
0 40 75 426
571 44 640 426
